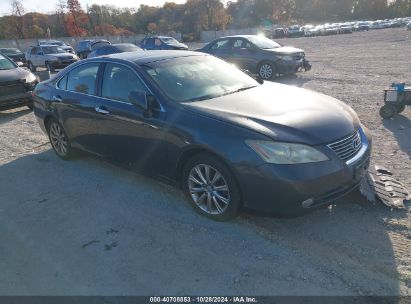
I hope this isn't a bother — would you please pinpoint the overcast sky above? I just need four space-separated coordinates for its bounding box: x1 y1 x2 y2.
0 0 188 16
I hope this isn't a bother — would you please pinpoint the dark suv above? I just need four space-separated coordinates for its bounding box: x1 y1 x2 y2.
75 39 111 59
199 35 311 80
0 48 26 65
139 36 188 50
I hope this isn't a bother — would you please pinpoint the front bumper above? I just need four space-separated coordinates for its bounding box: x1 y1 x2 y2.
236 127 372 216
51 59 77 69
277 58 311 74
0 92 33 110
0 80 36 110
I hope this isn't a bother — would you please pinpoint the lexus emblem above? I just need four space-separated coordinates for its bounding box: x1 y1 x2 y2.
353 138 361 150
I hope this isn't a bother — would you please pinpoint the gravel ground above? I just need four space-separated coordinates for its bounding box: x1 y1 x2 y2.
0 28 410 296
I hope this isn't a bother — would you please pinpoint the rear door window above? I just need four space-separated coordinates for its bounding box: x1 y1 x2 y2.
66 63 100 95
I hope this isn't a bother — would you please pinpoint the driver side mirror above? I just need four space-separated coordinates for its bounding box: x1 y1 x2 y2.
129 90 148 110
16 61 24 67
129 90 157 118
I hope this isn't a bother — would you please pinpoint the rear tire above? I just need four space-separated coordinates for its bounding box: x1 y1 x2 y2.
182 153 241 221
47 118 73 160
379 105 396 119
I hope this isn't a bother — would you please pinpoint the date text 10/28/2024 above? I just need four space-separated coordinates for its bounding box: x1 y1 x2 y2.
150 297 257 303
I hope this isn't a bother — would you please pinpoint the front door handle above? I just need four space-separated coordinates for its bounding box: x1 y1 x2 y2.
52 95 62 102
95 106 110 115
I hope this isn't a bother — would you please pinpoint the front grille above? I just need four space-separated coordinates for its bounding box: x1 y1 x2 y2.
327 130 362 162
0 80 26 97
292 53 304 60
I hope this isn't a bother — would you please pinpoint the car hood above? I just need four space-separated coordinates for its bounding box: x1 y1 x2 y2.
183 82 360 145
0 67 30 82
265 46 304 54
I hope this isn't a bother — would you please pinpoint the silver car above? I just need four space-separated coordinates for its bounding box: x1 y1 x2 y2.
25 45 79 72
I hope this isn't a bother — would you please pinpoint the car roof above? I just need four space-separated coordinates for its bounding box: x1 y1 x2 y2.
101 50 203 65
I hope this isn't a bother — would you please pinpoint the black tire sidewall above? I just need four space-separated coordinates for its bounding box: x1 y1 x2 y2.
182 153 241 221
47 118 72 160
380 105 396 119
396 105 405 114
29 61 36 72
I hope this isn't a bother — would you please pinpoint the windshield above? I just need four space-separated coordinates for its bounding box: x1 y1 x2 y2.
42 46 65 54
247 36 281 49
0 48 21 55
0 54 17 70
160 37 179 44
143 55 259 103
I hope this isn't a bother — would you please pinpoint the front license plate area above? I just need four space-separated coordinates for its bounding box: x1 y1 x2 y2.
354 158 370 182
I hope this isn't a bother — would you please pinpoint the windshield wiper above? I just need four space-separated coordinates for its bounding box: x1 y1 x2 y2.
221 85 258 96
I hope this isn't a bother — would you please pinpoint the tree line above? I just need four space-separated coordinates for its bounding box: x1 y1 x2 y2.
0 0 410 41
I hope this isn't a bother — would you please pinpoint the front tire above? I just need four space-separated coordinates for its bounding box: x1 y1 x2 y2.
28 61 36 72
47 119 72 160
45 62 55 73
182 153 241 221
258 61 276 80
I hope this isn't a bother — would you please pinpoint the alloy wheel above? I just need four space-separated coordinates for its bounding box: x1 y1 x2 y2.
259 63 273 79
49 122 68 157
188 164 230 215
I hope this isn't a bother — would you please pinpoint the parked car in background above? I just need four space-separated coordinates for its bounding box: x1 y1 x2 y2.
199 35 310 80
39 40 74 54
87 43 142 58
0 53 37 111
75 39 111 59
287 25 303 37
355 22 370 31
0 48 26 65
323 25 340 35
139 36 188 50
32 51 371 220
25 45 79 72
272 27 286 38
340 25 353 34
407 22 411 30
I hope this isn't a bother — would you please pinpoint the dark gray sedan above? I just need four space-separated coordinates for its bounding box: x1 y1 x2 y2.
198 35 311 80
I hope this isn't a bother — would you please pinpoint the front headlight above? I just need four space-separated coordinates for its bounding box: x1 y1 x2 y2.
25 72 37 83
277 54 294 61
246 140 329 164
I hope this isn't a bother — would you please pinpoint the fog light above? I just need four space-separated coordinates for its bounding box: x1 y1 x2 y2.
301 198 314 208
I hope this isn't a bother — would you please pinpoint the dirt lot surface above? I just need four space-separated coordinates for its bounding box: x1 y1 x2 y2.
0 28 410 296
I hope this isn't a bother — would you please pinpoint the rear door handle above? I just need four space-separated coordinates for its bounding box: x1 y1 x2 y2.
95 106 110 115
52 95 62 102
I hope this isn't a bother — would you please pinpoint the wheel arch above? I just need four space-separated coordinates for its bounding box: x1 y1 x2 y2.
175 146 242 195
257 59 278 77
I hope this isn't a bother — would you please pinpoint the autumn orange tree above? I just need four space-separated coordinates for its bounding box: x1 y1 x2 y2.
66 0 88 37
